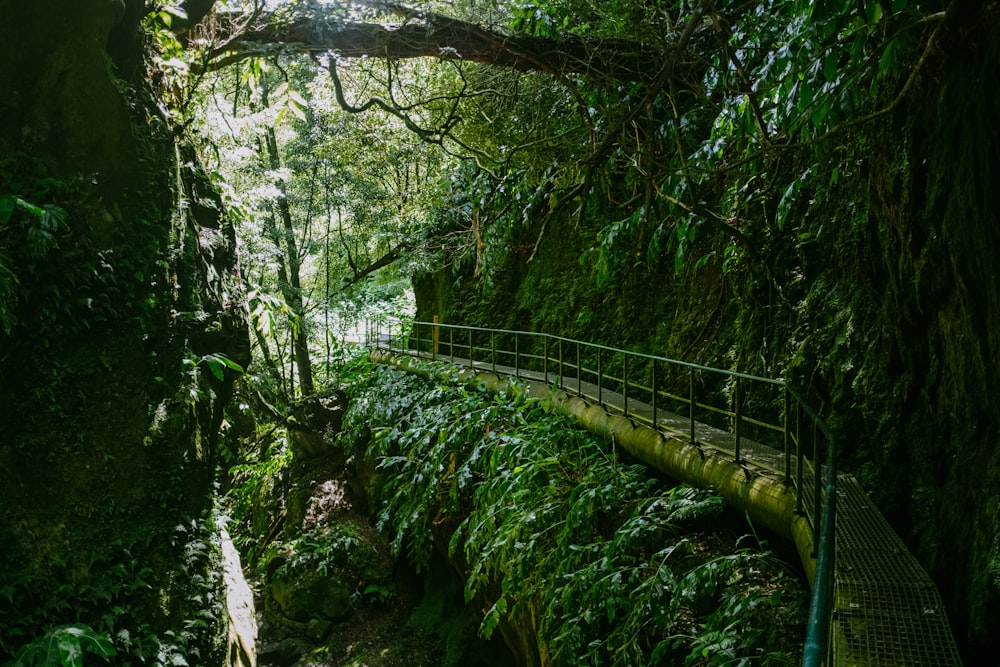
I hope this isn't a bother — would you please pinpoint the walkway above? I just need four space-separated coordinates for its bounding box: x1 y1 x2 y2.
361 326 963 666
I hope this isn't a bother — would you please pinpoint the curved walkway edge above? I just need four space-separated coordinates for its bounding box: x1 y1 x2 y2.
369 349 819 583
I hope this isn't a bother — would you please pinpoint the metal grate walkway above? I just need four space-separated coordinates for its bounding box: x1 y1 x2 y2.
832 476 962 665
569 378 964 666
367 336 964 666
546 359 964 664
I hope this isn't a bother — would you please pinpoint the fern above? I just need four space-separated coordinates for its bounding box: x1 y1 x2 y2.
341 362 807 665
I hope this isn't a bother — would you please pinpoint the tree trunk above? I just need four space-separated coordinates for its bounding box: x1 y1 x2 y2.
263 125 315 397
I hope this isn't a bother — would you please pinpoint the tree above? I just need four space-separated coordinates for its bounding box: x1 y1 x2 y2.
180 1 1000 659
192 47 459 400
176 0 947 282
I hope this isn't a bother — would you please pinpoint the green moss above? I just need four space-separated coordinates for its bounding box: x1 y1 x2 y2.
405 560 485 667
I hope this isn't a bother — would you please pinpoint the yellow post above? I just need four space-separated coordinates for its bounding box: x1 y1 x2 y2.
433 315 439 355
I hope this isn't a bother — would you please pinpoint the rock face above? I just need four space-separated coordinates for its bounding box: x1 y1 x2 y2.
268 523 388 625
222 528 258 667
0 0 248 660
270 567 355 623
288 394 346 458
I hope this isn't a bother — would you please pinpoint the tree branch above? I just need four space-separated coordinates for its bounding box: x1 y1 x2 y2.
340 242 412 289
218 10 679 83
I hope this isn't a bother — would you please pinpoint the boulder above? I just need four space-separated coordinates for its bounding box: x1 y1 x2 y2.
288 395 345 459
268 523 389 624
270 566 354 623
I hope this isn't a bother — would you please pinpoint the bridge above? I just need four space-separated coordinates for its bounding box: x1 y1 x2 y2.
359 318 963 667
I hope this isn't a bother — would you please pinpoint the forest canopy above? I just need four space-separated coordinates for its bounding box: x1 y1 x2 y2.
148 0 944 403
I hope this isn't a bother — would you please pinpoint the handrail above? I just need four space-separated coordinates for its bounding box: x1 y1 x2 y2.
364 317 835 667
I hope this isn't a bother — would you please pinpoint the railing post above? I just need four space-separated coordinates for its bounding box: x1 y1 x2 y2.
449 327 454 363
469 328 473 368
558 339 563 385
623 353 629 416
813 420 821 556
577 342 581 394
597 347 603 406
491 331 496 373
796 403 804 514
783 384 791 485
515 335 520 379
689 368 696 444
544 337 549 384
433 315 439 356
734 376 742 464
651 361 657 426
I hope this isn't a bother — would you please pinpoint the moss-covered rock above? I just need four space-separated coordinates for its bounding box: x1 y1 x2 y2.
268 524 390 625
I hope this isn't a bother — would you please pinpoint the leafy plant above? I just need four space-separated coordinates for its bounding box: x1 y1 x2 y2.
273 524 388 599
8 624 115 667
339 361 807 665
0 512 227 667
0 192 67 333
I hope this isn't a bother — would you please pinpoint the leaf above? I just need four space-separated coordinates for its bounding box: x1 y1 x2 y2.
203 356 225 381
0 195 15 225
56 632 83 667
215 354 245 372
776 168 811 230
288 101 306 121
15 198 44 219
879 38 900 76
823 52 839 83
162 5 188 20
480 597 508 638
11 625 115 667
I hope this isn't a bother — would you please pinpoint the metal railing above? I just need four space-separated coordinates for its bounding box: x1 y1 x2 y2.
364 318 836 667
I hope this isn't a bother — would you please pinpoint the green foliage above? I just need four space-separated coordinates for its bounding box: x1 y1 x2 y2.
8 624 115 667
179 352 245 410
273 524 390 602
0 514 226 667
340 362 806 664
226 431 293 549
0 154 165 352
0 186 67 334
436 0 929 289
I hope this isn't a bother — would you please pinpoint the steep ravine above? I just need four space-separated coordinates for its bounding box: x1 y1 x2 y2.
229 395 511 667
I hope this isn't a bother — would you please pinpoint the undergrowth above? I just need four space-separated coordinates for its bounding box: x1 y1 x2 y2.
0 511 227 667
339 358 806 665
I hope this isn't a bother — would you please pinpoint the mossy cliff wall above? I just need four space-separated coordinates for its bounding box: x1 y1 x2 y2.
0 0 248 654
414 7 1000 659
864 7 1000 654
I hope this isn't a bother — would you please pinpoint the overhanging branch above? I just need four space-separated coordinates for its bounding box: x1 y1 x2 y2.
215 10 682 83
